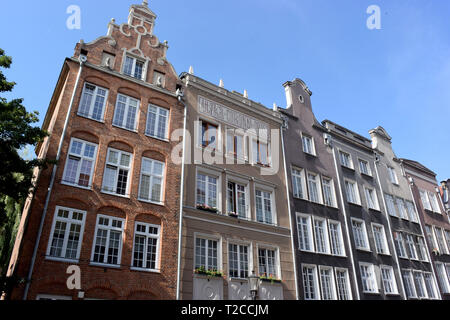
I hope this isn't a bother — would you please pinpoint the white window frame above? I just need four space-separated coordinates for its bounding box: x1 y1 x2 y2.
434 226 449 255
364 187 380 211
226 177 250 219
195 167 221 212
385 194 398 217
122 54 146 80
423 272 439 299
90 214 125 268
112 93 140 132
62 138 98 190
358 158 372 176
46 206 86 263
322 177 337 208
145 104 170 141
328 220 346 257
193 234 222 273
257 245 280 279
380 265 398 295
413 271 428 299
372 223 390 255
255 185 276 225
335 268 352 300
351 218 370 251
387 166 399 185
101 148 133 198
402 269 417 299
131 222 161 273
435 262 450 293
77 82 109 122
428 191 441 214
359 263 379 294
302 264 320 300
313 217 331 255
395 197 409 220
394 232 408 259
307 171 323 204
297 213 314 253
226 127 247 161
138 157 165 205
344 179 361 205
339 150 354 169
405 233 418 260
228 241 251 279
405 200 419 223
301 133 316 156
292 167 308 200
319 266 337 300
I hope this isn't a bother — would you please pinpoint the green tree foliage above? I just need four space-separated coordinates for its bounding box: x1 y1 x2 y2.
0 195 22 274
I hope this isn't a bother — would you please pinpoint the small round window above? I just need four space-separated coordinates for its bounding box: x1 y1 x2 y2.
298 95 305 103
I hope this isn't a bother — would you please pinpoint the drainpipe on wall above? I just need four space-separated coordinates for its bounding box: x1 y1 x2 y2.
175 88 187 301
330 144 361 300
23 55 86 300
280 123 299 300
373 160 406 300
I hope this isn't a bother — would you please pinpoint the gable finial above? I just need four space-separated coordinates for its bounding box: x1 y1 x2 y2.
143 0 149 7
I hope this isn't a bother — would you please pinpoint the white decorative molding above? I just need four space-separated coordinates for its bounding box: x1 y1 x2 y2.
259 282 283 300
193 277 223 300
228 281 250 300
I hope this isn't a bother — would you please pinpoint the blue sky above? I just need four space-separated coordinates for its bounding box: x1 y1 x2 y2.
1 0 449 181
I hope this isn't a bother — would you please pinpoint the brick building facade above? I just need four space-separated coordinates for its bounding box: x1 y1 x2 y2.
6 2 184 300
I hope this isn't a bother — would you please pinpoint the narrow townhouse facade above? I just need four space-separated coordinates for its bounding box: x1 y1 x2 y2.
369 127 440 300
177 72 296 300
6 2 184 300
401 159 450 299
323 120 403 300
280 79 356 300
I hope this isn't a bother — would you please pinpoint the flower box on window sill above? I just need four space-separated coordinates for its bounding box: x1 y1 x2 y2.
228 212 239 218
194 267 223 278
196 204 219 214
260 274 282 284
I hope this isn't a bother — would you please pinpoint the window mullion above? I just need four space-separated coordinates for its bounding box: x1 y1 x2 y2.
103 228 111 265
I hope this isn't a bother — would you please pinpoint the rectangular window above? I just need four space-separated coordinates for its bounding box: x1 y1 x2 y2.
416 236 428 262
359 159 372 176
256 190 274 225
394 232 407 258
385 194 398 217
402 270 417 299
227 182 247 218
414 271 427 299
339 151 353 169
372 224 389 255
226 130 245 160
78 83 108 121
308 173 322 204
428 192 441 214
405 201 418 223
47 207 86 261
91 215 125 266
196 173 218 210
352 219 369 251
319 267 336 300
322 178 336 207
396 198 409 220
132 223 160 271
360 263 378 293
420 190 432 211
62 138 98 189
302 134 315 155
344 180 360 205
146 105 169 140
387 166 398 184
364 187 379 210
252 139 269 166
314 218 330 254
302 265 319 300
200 121 218 149
123 55 145 80
335 269 352 300
138 158 165 203
381 266 398 295
436 262 450 293
292 168 306 200
445 230 450 253
425 225 438 251
102 148 133 197
152 71 165 88
258 248 278 278
228 243 249 279
329 221 345 256
405 234 418 260
195 237 219 272
434 227 448 255
113 94 139 131
423 273 438 299
297 214 314 252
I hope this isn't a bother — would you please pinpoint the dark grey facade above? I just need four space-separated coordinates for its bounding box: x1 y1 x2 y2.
280 79 356 300
323 120 403 300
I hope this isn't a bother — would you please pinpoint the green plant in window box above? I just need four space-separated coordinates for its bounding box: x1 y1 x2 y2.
194 266 223 278
259 273 281 284
196 204 219 214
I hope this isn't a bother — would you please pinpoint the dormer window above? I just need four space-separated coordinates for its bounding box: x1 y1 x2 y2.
123 55 145 80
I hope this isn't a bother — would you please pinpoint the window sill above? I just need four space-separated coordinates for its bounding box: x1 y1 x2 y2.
77 113 105 124
368 207 382 213
376 252 391 257
348 202 362 207
304 152 317 158
61 182 92 191
356 248 372 253
45 257 79 264
101 190 131 199
229 277 249 282
145 133 170 143
138 199 165 207
362 291 381 295
89 262 122 269
112 124 138 134
385 292 401 296
130 267 161 274
361 172 373 178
